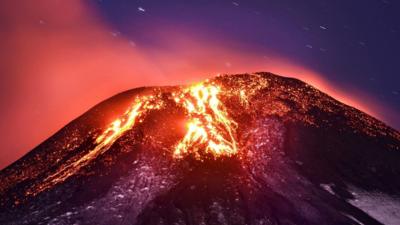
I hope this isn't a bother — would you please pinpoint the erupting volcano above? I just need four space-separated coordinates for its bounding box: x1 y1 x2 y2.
1 73 400 225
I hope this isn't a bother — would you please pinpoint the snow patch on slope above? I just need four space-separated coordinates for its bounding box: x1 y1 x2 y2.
348 186 400 225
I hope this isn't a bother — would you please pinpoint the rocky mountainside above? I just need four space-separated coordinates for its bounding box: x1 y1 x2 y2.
1 73 399 225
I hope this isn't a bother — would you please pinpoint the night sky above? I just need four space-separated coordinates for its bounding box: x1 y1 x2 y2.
0 0 399 168
93 0 400 115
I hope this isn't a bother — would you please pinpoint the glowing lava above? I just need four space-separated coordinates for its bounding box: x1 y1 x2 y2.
34 81 239 194
95 95 163 147
93 81 238 160
173 82 238 158
94 81 239 160
35 95 164 193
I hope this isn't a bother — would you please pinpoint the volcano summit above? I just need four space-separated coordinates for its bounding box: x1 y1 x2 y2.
1 73 399 225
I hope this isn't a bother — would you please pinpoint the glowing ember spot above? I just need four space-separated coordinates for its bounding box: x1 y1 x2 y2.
173 82 238 158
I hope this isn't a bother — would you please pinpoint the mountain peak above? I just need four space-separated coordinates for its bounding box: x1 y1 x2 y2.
1 72 399 225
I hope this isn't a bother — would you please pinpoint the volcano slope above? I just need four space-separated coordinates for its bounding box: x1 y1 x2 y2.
1 73 400 225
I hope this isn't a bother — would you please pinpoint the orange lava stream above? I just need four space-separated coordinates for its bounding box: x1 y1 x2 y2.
35 81 238 194
34 95 163 193
173 82 238 158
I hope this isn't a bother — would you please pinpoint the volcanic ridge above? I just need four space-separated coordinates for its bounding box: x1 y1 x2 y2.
0 72 399 225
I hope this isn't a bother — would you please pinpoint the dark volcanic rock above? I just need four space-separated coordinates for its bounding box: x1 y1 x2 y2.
0 73 399 225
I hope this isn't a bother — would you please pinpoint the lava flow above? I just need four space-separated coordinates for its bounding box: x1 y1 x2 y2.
173 83 238 158
35 80 239 194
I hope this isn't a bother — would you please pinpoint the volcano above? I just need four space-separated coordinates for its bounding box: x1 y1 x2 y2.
1 73 399 225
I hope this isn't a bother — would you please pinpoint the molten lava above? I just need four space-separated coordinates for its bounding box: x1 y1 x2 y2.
95 81 238 160
36 95 165 193
35 80 240 193
173 82 238 158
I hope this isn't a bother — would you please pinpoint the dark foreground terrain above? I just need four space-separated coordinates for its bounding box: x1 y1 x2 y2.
1 73 399 225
